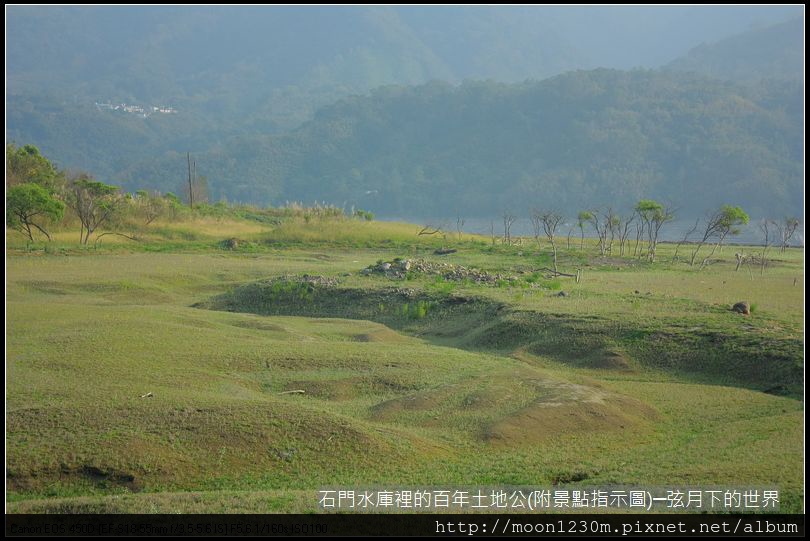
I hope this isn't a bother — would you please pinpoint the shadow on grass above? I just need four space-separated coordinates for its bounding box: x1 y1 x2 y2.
198 277 803 399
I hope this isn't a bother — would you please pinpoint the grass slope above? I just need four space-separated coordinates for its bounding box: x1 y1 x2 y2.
6 219 805 513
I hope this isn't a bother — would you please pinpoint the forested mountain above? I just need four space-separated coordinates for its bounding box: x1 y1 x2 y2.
119 70 803 219
9 6 800 97
6 7 804 219
7 5 801 131
666 16 804 83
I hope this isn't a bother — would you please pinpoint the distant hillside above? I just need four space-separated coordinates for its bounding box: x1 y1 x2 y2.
666 16 804 83
7 6 802 132
7 7 804 219
5 94 222 179
119 70 804 219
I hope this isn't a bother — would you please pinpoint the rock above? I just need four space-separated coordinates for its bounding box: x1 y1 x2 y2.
380 262 391 271
732 301 751 315
274 447 298 462
224 238 240 249
403 260 412 271
361 268 372 275
557 291 568 297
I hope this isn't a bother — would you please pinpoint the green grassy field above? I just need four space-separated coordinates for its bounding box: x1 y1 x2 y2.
6 217 805 513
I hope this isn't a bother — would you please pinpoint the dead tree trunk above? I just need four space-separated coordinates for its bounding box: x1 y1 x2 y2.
187 152 194 210
634 221 643 257
673 217 700 262
502 212 516 244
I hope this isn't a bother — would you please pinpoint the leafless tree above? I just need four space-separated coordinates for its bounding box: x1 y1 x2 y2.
690 214 717 267
759 219 777 275
456 213 465 242
587 208 611 256
187 152 194 210
633 219 644 257
672 217 700 261
606 209 620 255
618 212 636 257
774 217 800 252
418 223 446 237
502 211 517 244
529 210 543 248
135 190 167 225
538 211 564 272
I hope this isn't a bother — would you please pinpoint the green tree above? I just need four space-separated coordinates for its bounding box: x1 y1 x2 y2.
635 199 674 262
714 205 749 253
690 205 750 267
67 175 124 244
163 192 185 220
6 143 62 190
577 210 593 250
6 183 65 241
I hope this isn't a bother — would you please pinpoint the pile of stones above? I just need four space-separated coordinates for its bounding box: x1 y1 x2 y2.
267 274 340 287
361 258 517 285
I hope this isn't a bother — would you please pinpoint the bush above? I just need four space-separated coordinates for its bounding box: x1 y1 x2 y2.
354 209 374 221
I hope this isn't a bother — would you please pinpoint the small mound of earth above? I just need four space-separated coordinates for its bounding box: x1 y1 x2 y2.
485 392 657 446
588 349 633 371
370 386 457 421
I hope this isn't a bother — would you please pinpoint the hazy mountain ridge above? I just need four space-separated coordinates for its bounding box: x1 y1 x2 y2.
666 16 804 83
8 6 802 121
6 7 804 218
116 70 803 219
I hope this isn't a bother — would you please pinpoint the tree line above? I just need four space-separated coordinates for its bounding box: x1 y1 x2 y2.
506 199 799 273
6 143 214 245
7 144 801 267
6 143 376 246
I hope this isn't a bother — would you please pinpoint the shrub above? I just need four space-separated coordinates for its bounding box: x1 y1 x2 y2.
354 209 375 221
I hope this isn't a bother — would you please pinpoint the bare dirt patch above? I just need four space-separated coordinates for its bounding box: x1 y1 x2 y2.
484 385 658 446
